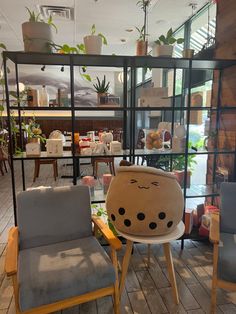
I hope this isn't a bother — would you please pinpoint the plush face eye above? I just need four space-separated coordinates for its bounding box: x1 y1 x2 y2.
151 181 159 187
130 179 137 184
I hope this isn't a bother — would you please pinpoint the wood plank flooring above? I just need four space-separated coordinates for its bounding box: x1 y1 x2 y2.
1 160 236 314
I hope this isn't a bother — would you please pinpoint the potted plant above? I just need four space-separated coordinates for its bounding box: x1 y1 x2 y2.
21 116 46 144
93 76 110 104
22 7 57 53
83 24 107 55
154 28 184 57
136 26 148 56
172 154 197 188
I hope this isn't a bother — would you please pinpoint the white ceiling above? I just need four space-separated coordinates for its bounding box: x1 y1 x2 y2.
0 0 209 55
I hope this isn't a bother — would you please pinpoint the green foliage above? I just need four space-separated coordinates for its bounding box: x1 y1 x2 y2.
135 26 146 41
92 204 117 236
136 0 151 11
21 116 46 143
93 76 110 94
155 28 184 46
172 154 197 172
25 7 57 32
89 24 107 45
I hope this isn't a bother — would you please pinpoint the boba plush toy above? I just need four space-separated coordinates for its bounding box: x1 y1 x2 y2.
106 164 184 236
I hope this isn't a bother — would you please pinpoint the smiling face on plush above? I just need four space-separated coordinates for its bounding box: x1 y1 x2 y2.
106 166 184 236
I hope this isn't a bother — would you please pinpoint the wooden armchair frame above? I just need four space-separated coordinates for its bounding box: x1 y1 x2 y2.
210 212 236 313
5 216 122 314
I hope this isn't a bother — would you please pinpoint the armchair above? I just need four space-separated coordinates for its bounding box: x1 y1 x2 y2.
210 182 236 313
5 185 121 314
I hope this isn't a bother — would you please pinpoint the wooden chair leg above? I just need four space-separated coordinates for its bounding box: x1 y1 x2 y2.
112 160 115 176
111 249 120 314
0 161 4 176
109 161 113 175
33 160 39 182
119 240 133 297
211 243 219 313
3 160 7 172
163 242 179 304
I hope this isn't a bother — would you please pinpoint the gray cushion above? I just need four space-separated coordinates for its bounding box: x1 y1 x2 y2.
17 185 92 249
18 236 116 311
220 182 236 233
218 232 236 283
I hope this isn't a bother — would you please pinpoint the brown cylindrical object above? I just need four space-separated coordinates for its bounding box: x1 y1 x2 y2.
136 40 148 56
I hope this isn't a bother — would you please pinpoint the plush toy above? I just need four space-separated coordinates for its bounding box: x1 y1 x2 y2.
106 164 184 236
145 130 162 150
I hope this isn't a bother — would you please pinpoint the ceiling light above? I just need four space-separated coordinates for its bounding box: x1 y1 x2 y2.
125 28 134 32
120 39 126 43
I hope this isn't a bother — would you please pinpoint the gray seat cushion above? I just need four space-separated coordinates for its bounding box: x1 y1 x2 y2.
18 236 116 311
17 185 92 249
220 182 236 234
218 232 236 283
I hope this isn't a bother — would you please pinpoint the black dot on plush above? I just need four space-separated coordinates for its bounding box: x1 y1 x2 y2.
167 221 173 228
124 219 131 227
119 207 125 215
149 222 157 230
159 212 166 220
137 212 145 221
111 214 116 221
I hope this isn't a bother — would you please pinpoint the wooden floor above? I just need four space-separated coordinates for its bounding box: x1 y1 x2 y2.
1 160 236 314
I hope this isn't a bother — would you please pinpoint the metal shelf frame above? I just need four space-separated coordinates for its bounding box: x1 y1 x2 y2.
3 51 236 248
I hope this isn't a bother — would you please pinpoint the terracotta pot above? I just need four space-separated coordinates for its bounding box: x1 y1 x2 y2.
28 138 39 143
173 170 191 188
22 22 52 53
156 44 173 57
97 93 108 104
136 40 148 56
182 49 194 58
84 35 102 55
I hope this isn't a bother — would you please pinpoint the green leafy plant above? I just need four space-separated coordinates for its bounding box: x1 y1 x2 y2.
25 7 57 32
93 76 110 94
92 204 117 236
49 42 91 82
136 26 146 41
21 116 46 143
172 154 197 172
155 28 184 45
89 24 107 45
10 111 21 155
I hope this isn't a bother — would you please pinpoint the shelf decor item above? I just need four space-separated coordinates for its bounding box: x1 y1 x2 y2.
22 7 57 53
93 75 110 104
135 0 151 56
106 165 184 236
154 28 184 57
182 49 195 58
83 24 107 55
25 141 41 157
46 139 63 157
145 130 163 150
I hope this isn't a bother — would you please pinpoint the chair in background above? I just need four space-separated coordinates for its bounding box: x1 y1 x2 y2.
33 159 58 182
92 157 115 178
210 182 236 313
0 131 10 175
5 185 121 314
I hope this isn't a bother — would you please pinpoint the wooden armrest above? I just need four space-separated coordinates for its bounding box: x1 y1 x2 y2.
210 212 220 244
92 215 122 251
5 227 19 276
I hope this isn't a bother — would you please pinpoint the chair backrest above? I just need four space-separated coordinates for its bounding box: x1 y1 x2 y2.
17 185 92 250
220 182 236 234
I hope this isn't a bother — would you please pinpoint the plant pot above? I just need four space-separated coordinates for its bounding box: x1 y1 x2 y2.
156 45 173 57
97 93 108 104
28 138 40 143
173 170 191 188
84 35 102 55
22 22 53 53
136 40 147 56
182 49 194 58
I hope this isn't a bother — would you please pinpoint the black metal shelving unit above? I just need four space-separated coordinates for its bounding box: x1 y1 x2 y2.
3 51 236 247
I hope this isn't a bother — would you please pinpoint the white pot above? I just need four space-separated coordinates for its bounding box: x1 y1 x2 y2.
156 45 173 57
84 35 102 55
22 22 53 53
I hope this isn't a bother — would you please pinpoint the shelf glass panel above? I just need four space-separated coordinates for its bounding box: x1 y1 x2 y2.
185 184 219 198
13 150 131 160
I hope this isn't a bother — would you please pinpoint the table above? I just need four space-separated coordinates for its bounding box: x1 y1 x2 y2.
118 221 185 304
